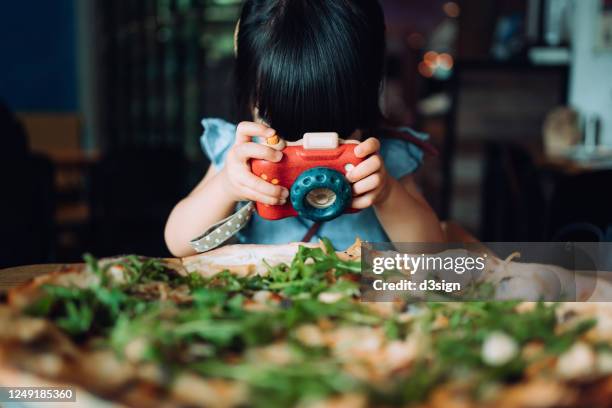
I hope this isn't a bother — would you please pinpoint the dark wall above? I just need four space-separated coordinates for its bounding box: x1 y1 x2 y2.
0 0 78 111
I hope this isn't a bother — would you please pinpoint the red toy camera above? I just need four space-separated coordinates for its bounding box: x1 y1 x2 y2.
250 132 365 222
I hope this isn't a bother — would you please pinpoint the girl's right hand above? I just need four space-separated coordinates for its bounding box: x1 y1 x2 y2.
221 121 289 205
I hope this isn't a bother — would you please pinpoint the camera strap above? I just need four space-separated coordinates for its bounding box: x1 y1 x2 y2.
189 202 255 253
189 201 323 254
189 202 323 253
302 221 323 242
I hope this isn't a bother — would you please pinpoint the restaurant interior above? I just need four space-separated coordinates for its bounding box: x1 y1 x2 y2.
1 0 612 268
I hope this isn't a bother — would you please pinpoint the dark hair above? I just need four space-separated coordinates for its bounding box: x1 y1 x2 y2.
236 0 386 141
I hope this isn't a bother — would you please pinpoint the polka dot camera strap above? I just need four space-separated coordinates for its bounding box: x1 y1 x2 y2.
189 202 255 253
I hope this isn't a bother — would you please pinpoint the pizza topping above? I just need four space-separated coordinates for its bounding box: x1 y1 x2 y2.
246 342 294 366
252 290 273 304
295 324 325 347
556 342 596 380
481 332 518 367
318 292 344 304
171 373 248 408
106 264 128 284
597 351 612 375
124 337 150 364
79 350 137 390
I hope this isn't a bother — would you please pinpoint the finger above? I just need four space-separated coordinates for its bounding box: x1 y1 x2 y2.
241 185 287 206
234 142 283 162
354 137 380 158
351 192 377 209
236 121 276 144
352 173 382 196
347 155 382 182
238 171 289 198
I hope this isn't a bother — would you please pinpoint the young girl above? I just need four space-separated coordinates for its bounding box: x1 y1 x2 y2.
165 0 444 257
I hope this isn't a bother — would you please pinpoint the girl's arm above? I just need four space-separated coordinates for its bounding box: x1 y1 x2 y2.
164 122 288 257
164 166 236 257
348 137 444 243
373 175 444 242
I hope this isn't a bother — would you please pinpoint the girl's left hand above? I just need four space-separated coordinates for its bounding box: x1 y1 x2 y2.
347 137 391 209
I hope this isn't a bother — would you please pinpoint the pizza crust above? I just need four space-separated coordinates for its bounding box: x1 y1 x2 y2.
181 242 322 277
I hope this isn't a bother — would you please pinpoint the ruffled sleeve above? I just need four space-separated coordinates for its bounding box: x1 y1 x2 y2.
200 118 237 169
379 127 428 180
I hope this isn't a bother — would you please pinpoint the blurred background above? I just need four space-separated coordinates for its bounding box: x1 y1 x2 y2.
1 0 612 268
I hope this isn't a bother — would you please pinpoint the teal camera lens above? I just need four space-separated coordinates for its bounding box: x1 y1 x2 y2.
290 167 352 222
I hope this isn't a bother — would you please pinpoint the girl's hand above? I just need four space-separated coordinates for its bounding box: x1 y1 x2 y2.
347 137 390 209
222 122 289 205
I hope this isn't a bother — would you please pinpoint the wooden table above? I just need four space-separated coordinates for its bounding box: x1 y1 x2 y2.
0 264 80 295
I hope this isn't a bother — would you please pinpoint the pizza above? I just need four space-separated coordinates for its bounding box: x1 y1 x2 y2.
0 239 611 408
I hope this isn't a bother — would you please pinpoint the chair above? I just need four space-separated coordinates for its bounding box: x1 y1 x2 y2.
89 147 190 257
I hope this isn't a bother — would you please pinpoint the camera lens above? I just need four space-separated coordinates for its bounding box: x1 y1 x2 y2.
306 188 337 209
290 167 352 222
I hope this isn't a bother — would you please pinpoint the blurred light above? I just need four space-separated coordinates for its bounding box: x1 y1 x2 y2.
443 2 461 18
406 32 425 49
418 61 434 78
424 51 439 67
420 51 454 80
433 66 452 80
438 53 454 70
